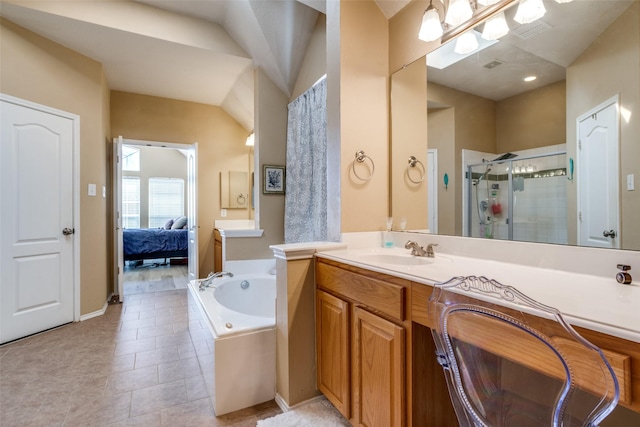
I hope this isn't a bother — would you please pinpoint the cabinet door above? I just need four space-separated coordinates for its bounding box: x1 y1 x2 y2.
316 290 351 418
353 306 405 427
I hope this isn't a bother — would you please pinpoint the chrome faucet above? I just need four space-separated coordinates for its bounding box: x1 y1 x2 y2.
198 271 234 290
405 241 437 258
405 240 427 257
425 243 438 258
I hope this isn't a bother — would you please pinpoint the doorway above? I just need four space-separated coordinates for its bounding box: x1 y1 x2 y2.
113 138 198 298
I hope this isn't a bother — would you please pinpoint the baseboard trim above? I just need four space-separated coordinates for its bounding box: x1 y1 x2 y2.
79 293 111 321
274 393 325 413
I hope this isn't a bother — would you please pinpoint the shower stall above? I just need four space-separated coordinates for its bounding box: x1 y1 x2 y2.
465 150 568 244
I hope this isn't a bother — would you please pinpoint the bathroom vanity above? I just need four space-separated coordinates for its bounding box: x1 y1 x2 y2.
313 235 640 427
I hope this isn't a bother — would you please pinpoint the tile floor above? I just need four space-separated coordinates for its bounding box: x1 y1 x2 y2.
0 289 282 426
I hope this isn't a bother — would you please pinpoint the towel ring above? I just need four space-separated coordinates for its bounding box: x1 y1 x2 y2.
407 155 425 184
353 150 375 181
236 194 246 205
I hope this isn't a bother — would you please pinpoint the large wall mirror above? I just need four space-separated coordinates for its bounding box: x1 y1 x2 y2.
391 0 640 251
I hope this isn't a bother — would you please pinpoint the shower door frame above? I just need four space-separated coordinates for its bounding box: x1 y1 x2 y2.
466 150 567 241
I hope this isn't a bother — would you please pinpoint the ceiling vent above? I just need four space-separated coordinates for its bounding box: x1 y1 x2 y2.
483 60 504 70
511 20 552 40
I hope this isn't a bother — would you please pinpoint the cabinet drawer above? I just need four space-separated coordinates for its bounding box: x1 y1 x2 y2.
316 260 405 322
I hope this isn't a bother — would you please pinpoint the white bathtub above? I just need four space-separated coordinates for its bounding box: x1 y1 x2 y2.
188 270 277 416
192 274 276 338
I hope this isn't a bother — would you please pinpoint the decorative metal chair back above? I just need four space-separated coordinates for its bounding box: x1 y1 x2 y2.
428 276 619 427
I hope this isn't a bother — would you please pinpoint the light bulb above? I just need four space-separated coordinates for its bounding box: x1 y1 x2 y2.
418 7 443 42
482 11 509 40
445 0 473 27
514 0 546 24
454 31 479 54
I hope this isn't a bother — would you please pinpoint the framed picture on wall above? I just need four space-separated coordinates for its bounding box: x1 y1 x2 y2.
263 165 285 194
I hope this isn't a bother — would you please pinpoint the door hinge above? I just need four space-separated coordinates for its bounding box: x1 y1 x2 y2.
578 140 582 150
578 211 582 222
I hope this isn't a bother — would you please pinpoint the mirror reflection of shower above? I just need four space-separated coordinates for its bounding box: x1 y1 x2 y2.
464 147 568 244
474 164 494 238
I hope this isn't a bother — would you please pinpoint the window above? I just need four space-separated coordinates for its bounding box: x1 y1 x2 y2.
122 176 140 228
149 178 185 228
122 145 140 171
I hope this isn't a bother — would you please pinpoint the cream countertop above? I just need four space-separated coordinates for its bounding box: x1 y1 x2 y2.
314 232 640 344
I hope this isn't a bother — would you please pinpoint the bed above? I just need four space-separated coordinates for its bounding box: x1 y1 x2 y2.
123 228 188 261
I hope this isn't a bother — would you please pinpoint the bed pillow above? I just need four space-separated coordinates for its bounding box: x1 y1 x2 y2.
171 216 188 230
164 218 174 230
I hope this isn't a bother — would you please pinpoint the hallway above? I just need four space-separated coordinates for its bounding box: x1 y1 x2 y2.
0 289 280 426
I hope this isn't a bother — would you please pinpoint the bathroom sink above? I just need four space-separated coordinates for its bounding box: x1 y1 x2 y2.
358 253 434 266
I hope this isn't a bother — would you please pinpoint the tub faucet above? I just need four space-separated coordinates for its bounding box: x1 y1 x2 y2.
404 241 437 258
198 271 234 290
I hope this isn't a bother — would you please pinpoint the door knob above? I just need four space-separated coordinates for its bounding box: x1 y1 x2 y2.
62 227 75 236
603 229 617 238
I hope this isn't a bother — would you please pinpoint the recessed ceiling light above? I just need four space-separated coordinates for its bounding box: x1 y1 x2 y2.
524 75 537 82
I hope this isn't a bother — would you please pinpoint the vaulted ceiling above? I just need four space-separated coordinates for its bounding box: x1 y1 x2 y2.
1 0 410 132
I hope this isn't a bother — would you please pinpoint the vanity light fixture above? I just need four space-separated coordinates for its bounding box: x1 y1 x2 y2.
419 0 560 44
419 0 444 42
481 11 509 40
245 132 254 147
514 0 546 24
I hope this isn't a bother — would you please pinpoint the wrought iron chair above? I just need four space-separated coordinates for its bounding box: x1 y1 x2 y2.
428 276 619 427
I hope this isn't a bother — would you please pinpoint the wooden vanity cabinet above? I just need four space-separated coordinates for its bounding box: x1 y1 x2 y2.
316 258 409 427
316 290 350 417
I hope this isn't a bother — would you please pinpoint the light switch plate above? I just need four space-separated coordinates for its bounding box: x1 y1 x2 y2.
102 186 106 198
627 174 635 191
88 183 97 196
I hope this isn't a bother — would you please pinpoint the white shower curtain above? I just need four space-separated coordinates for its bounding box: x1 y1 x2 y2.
284 78 327 243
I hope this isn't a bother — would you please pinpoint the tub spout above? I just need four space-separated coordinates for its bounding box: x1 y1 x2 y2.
198 271 234 290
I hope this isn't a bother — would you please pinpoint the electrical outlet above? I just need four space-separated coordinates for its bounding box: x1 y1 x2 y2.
221 209 227 217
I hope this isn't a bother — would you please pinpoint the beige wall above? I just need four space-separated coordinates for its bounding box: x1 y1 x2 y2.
428 107 456 235
110 91 252 275
228 68 289 260
389 0 436 74
1 18 111 315
339 0 390 233
566 1 640 249
391 58 428 230
497 81 566 152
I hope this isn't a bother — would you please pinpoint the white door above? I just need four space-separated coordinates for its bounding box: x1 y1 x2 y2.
577 96 620 249
427 149 438 234
1 95 77 344
113 137 124 302
187 146 199 282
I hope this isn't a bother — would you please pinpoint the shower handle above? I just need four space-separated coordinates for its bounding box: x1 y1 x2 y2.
603 229 617 238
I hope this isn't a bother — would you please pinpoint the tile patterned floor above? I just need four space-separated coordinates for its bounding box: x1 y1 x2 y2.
0 289 282 426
